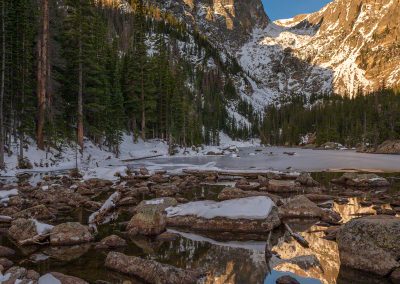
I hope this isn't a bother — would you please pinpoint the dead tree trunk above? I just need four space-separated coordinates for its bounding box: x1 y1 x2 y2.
0 0 5 170
77 24 84 152
36 0 49 150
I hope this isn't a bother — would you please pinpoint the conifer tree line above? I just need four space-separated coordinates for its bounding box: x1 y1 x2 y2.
261 89 400 147
0 0 259 169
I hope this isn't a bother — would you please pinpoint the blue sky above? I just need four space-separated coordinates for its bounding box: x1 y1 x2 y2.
262 0 332 20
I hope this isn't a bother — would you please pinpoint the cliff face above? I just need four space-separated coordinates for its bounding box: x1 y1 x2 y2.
146 0 269 51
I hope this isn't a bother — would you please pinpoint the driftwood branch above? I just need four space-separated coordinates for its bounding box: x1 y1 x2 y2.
284 223 310 248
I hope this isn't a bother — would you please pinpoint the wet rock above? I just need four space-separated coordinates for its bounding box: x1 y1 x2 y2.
337 215 400 276
218 187 281 204
279 196 341 224
376 208 397 215
303 194 336 202
0 246 14 257
332 173 390 187
140 167 150 176
276 275 300 284
1 266 40 284
134 197 177 214
266 180 299 193
39 272 88 284
96 235 127 249
12 204 54 220
126 206 166 236
44 244 91 262
8 218 39 242
296 173 319 187
235 179 261 191
0 258 13 270
149 174 169 184
105 251 201 284
156 232 178 242
50 222 93 246
391 267 400 283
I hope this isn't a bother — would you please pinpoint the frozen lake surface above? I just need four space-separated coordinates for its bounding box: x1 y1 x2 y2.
134 147 400 173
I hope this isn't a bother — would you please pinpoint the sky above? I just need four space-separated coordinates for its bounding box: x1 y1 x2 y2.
262 0 332 20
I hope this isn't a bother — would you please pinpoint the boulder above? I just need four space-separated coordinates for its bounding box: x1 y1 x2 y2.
337 215 400 276
266 180 299 193
217 187 281 204
332 173 390 187
96 235 127 249
166 197 281 233
50 222 93 246
0 258 13 270
1 266 40 284
278 195 341 224
375 140 400 154
296 173 319 187
391 267 400 283
0 246 14 257
105 251 200 284
134 197 177 214
12 204 54 220
127 206 166 236
8 219 39 242
276 275 300 284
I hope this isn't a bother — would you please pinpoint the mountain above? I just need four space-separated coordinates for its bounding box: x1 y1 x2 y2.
241 0 400 97
147 0 400 99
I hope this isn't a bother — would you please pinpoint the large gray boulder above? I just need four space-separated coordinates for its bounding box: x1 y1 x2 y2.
337 215 400 276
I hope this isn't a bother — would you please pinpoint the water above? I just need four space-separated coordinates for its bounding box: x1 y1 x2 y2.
1 172 399 284
133 147 400 173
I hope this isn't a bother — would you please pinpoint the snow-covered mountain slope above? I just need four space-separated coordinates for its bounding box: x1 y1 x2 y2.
242 0 400 97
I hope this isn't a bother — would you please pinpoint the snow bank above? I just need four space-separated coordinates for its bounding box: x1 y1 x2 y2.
33 219 54 235
168 229 267 251
165 196 275 220
0 189 18 205
38 273 62 284
145 198 165 205
83 166 128 181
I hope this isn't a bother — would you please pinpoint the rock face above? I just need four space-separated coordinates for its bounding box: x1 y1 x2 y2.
375 140 400 154
105 251 200 284
50 222 94 246
337 215 400 276
147 0 269 51
332 173 390 187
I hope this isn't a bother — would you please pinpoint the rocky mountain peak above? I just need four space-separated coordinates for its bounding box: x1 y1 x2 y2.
146 0 269 51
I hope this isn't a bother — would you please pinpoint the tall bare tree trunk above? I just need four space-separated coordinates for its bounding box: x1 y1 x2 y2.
141 69 145 141
37 0 49 150
77 26 84 152
0 1 6 170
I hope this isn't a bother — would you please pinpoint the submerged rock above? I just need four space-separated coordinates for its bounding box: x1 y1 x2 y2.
50 222 93 246
276 275 300 284
96 235 127 249
337 215 400 276
332 173 390 187
105 251 201 284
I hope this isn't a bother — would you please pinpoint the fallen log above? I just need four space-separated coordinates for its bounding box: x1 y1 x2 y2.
105 251 201 284
121 154 163 162
284 223 310 248
89 191 121 228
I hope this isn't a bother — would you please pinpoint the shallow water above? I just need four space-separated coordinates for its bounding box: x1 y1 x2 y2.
1 172 399 283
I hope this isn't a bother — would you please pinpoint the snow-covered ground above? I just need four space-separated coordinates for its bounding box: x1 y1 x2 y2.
0 133 260 180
